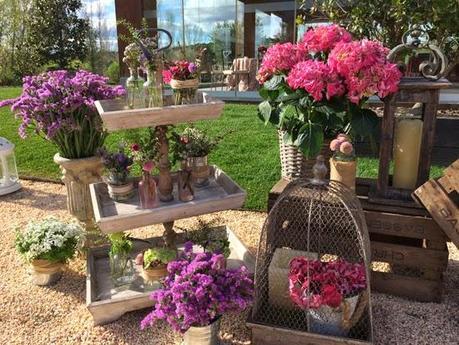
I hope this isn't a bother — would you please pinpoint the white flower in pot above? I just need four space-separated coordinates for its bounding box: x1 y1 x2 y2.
15 218 84 286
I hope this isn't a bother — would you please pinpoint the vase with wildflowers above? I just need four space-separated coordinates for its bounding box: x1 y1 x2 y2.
15 217 84 285
108 232 135 286
257 24 401 159
329 134 357 190
141 242 254 344
131 128 161 208
123 43 145 109
163 60 200 104
288 257 367 336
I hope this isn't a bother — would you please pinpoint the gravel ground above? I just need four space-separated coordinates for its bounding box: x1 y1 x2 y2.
0 180 458 345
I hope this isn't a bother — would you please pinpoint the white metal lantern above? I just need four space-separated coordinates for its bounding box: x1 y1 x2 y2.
0 137 21 195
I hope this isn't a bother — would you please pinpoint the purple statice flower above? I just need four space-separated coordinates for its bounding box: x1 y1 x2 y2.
188 63 197 74
0 70 126 159
140 244 254 333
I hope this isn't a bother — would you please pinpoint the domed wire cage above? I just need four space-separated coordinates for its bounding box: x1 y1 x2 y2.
249 158 373 343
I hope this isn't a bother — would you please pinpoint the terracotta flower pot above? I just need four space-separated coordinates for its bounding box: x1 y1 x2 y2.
143 264 168 282
31 259 65 286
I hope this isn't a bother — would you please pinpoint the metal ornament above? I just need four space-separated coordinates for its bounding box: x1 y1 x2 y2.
388 26 448 80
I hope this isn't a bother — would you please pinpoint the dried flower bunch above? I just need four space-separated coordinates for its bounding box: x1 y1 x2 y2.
288 257 366 309
15 217 84 263
123 43 143 70
162 60 199 83
257 24 401 157
329 134 355 161
0 70 125 159
141 242 254 333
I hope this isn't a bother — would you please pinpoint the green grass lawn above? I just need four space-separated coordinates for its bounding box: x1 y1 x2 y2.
0 87 444 210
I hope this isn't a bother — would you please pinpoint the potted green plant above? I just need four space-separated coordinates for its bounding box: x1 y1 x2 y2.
108 232 135 286
141 247 177 282
0 70 125 224
256 25 401 179
98 145 134 201
172 127 218 187
15 218 84 286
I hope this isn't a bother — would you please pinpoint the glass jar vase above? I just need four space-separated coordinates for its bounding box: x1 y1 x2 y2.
144 67 163 108
109 252 135 287
126 68 145 109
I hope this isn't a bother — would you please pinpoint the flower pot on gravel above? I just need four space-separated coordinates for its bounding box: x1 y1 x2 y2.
54 153 103 222
183 318 221 345
30 259 65 286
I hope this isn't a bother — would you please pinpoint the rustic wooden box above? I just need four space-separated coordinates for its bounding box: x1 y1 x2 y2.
268 178 449 303
87 226 255 325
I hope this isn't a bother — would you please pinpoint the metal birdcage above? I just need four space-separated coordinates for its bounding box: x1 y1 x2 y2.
248 156 373 344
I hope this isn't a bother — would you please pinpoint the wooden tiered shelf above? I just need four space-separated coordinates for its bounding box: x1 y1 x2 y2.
90 165 246 233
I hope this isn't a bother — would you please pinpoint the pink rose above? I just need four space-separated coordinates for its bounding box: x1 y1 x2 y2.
337 134 349 142
322 284 342 308
329 139 341 152
340 141 354 155
131 143 140 152
143 161 154 172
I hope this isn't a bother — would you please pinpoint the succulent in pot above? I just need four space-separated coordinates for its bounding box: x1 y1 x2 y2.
141 242 253 345
288 257 367 336
15 217 84 286
141 247 177 282
98 145 134 201
329 134 357 190
108 232 135 286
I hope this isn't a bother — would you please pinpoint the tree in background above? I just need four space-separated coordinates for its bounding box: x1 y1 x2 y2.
25 0 89 69
299 0 459 75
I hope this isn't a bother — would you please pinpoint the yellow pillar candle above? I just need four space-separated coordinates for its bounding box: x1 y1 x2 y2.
392 117 423 189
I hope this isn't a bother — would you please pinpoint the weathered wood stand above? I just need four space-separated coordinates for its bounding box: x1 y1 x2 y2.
268 178 449 303
89 92 249 323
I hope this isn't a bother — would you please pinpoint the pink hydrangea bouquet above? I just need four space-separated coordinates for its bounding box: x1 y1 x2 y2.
288 257 367 309
162 60 198 84
257 24 401 157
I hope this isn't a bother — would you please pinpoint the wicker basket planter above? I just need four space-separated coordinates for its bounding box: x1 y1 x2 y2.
142 264 168 282
278 131 331 180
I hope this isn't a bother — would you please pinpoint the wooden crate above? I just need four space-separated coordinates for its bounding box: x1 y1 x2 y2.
268 178 449 302
87 226 255 325
247 317 372 345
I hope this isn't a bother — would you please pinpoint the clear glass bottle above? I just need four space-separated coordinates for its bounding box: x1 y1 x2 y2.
139 170 157 209
126 67 145 109
109 252 135 287
144 67 163 108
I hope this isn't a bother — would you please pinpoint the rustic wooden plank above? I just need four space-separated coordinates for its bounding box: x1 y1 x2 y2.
90 166 246 233
370 241 448 271
413 179 459 248
397 78 451 90
377 96 396 197
95 92 224 132
248 320 372 345
371 271 442 302
365 211 446 241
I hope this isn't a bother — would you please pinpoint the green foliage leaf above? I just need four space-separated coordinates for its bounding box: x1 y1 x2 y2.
295 122 324 158
258 100 272 125
264 74 283 90
350 107 379 138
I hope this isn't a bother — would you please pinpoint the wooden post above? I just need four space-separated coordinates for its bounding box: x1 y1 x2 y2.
163 221 177 249
156 126 173 202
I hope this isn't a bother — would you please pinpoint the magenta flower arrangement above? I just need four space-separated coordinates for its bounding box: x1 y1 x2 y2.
288 257 366 309
0 70 125 159
257 24 402 158
140 242 254 333
162 60 198 84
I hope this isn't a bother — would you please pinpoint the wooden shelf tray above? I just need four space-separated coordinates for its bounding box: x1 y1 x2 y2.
95 91 224 131
86 227 255 325
90 166 246 233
